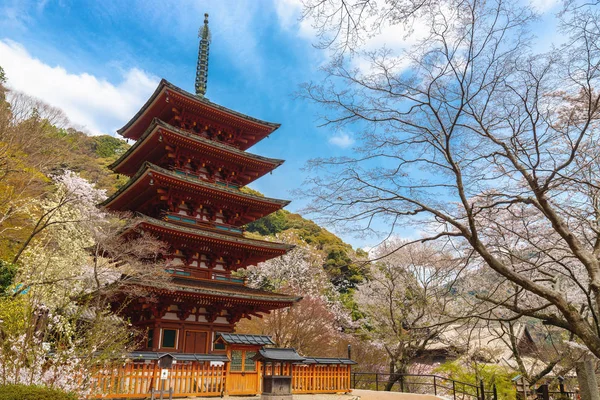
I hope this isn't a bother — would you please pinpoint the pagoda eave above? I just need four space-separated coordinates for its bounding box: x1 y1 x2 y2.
101 162 290 224
118 80 279 150
109 119 284 184
121 280 300 311
131 215 294 255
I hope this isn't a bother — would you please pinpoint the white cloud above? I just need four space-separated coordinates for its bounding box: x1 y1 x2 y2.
273 0 318 40
328 133 355 148
528 0 560 12
0 39 158 135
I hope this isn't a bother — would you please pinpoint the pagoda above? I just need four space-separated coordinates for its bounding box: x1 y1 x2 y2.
102 14 299 356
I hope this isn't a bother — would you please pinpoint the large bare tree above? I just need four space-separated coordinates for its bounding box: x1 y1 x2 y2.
300 0 600 357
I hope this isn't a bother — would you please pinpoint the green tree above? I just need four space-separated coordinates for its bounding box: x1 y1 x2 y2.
0 260 16 295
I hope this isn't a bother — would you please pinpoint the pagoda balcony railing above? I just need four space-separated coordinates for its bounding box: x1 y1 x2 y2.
162 212 244 235
212 273 245 284
172 168 240 189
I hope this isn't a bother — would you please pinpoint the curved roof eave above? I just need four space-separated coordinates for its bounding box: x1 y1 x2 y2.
109 118 285 171
101 161 290 209
117 79 281 136
133 214 295 253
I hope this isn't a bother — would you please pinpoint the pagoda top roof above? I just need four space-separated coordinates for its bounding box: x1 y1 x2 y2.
118 79 280 147
109 119 284 180
136 276 300 304
132 214 294 253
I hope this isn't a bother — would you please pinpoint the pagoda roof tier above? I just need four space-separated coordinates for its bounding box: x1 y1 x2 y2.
102 162 289 225
109 119 284 186
118 79 279 150
128 215 293 268
120 277 300 321
152 277 300 305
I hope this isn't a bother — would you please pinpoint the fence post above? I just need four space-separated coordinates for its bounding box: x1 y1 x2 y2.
540 384 550 400
453 380 456 400
434 376 437 396
480 379 485 400
493 383 498 400
400 375 405 393
376 373 379 391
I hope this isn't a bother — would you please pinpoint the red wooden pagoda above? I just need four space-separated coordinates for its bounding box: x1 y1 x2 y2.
102 14 299 358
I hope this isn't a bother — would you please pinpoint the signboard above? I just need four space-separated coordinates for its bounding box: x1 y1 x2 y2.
160 369 169 380
210 361 224 367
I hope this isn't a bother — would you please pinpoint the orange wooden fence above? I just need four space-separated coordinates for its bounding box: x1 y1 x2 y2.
292 364 352 394
85 361 350 398
87 362 225 398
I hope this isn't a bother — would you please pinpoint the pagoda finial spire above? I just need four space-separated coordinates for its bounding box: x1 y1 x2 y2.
195 13 211 97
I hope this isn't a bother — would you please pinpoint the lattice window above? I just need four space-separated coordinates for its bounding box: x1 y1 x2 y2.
230 350 243 371
244 351 256 372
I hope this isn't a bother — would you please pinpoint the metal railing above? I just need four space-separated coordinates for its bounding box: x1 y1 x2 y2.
535 384 577 400
351 372 497 400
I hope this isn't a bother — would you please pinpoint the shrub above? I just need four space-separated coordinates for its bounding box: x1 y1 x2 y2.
0 384 77 400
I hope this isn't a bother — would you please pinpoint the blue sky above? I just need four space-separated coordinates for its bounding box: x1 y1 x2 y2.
0 0 561 249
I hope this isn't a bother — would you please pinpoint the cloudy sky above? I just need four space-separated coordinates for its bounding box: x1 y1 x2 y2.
0 0 562 248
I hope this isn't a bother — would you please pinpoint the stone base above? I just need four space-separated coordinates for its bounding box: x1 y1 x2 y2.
260 394 293 400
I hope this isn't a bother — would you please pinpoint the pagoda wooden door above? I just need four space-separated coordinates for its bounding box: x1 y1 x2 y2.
183 330 208 353
226 347 261 395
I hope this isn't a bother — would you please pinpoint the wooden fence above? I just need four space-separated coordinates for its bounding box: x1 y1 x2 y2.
87 362 225 398
292 364 352 394
85 361 351 398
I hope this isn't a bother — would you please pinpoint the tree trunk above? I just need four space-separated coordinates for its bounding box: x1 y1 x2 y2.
385 363 407 391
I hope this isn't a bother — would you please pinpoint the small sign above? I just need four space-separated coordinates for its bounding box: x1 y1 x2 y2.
160 369 169 380
210 361 224 367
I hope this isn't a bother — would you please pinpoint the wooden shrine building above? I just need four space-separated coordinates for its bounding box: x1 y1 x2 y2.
93 14 354 398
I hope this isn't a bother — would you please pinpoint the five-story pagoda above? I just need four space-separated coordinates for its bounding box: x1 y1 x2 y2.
102 14 299 356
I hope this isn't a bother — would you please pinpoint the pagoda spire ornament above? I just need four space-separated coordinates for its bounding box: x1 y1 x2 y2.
195 13 211 97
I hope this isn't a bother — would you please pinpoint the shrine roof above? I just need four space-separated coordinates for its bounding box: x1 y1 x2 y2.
133 214 294 253
101 161 290 211
118 79 280 145
252 348 305 362
301 357 357 365
216 333 275 346
141 276 300 304
109 118 285 174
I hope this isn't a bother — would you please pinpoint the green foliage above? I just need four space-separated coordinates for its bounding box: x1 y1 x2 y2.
245 209 288 236
0 384 77 400
0 297 30 337
0 65 5 84
435 361 515 400
245 207 367 289
240 186 265 197
0 260 17 295
90 135 129 158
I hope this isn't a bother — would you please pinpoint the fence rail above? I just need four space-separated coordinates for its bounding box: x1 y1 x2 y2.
87 362 225 398
293 364 352 394
351 372 496 400
85 361 351 398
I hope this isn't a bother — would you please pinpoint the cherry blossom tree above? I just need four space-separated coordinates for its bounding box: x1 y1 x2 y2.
0 170 168 393
355 239 457 389
238 231 353 355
